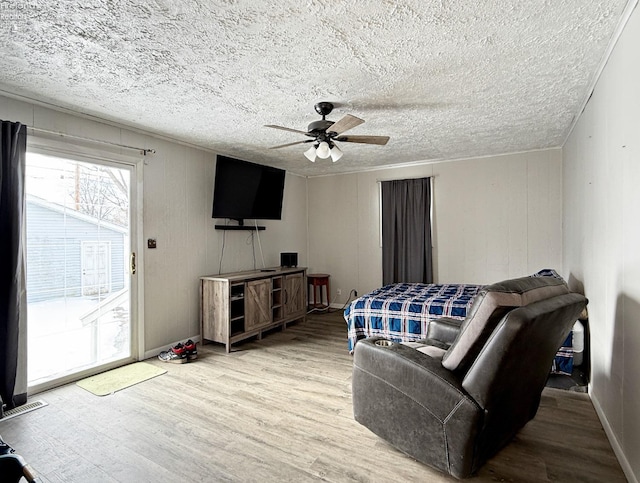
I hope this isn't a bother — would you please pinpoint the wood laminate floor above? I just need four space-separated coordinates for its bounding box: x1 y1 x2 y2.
0 311 627 482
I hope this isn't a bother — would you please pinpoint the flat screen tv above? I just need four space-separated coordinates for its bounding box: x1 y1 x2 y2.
212 155 286 223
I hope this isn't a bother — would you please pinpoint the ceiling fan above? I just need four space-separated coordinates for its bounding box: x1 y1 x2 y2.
264 102 390 162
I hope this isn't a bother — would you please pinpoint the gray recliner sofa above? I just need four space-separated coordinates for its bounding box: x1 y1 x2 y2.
351 275 587 479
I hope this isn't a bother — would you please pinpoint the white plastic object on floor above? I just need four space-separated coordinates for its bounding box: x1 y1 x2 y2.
572 320 584 366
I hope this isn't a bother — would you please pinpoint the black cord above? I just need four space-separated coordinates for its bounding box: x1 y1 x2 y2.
339 289 359 311
218 220 228 274
247 231 256 270
307 289 359 315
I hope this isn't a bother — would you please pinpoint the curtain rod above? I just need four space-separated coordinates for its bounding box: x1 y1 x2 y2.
27 126 156 156
376 175 436 183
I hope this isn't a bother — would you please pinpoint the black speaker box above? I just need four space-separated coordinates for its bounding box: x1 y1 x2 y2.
280 252 298 267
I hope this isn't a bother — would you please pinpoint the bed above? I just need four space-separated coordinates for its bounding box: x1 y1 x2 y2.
344 282 482 352
344 270 577 374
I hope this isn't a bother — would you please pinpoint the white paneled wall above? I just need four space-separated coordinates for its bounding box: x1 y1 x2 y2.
142 140 211 351
307 150 563 305
1 95 308 357
563 5 640 481
307 173 361 305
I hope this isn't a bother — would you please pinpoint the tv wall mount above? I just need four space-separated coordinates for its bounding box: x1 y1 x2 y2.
215 220 266 231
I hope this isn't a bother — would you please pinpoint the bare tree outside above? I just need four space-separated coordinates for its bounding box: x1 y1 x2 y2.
71 163 129 227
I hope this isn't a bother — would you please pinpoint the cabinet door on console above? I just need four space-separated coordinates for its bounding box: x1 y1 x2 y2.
245 278 272 330
284 273 305 317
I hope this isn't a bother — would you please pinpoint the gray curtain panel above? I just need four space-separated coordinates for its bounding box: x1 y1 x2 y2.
0 120 28 414
381 177 433 285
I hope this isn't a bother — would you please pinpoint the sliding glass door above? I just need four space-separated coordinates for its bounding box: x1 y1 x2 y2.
25 151 136 388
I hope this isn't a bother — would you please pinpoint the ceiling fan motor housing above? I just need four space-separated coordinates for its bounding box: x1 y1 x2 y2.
307 119 335 136
314 102 334 117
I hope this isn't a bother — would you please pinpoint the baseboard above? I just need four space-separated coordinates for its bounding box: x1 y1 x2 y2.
143 335 202 360
590 386 638 483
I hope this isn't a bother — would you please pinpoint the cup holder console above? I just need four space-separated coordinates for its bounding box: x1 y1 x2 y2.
374 339 394 347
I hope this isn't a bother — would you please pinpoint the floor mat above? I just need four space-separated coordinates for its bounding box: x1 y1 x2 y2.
76 362 166 396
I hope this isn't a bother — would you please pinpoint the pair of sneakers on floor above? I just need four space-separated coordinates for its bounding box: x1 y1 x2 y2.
158 339 197 363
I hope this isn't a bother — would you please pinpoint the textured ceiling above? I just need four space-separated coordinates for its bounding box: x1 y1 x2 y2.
0 0 629 176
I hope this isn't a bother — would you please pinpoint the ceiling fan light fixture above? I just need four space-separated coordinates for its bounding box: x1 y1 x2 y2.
330 145 343 162
316 141 331 159
304 145 317 162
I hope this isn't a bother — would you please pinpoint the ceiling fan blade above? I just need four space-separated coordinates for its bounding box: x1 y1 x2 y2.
264 124 310 136
327 114 364 135
335 135 390 145
269 140 313 149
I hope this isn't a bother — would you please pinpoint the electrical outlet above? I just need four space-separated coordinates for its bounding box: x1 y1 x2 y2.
336 288 342 296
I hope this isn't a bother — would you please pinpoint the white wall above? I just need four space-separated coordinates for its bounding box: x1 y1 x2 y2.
307 149 563 305
1 95 308 356
563 4 640 481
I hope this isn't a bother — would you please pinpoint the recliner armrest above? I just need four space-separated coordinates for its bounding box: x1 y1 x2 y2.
354 337 466 407
353 338 476 420
425 317 463 349
352 338 483 478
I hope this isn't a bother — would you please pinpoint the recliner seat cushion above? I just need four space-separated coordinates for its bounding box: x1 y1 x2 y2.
441 276 569 374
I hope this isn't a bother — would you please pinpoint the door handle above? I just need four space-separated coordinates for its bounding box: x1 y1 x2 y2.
130 252 136 275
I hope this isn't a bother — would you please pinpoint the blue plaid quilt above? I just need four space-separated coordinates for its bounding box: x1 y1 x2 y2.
552 332 574 375
344 283 482 352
